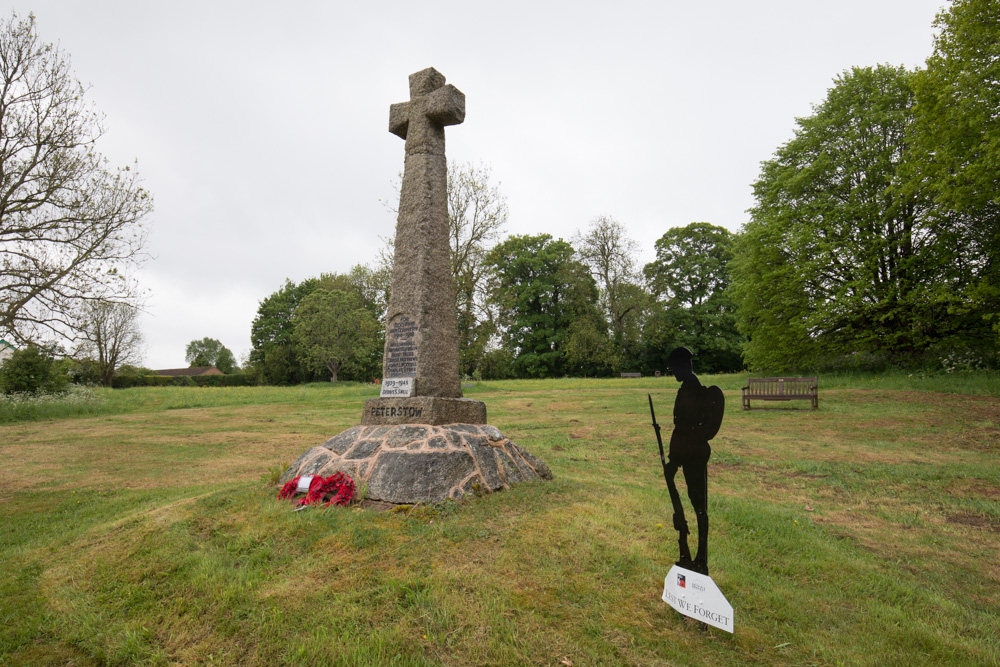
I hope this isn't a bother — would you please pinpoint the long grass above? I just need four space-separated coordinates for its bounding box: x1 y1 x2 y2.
0 381 380 424
1 376 998 665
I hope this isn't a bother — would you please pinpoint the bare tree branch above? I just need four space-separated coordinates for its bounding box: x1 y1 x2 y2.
0 13 151 345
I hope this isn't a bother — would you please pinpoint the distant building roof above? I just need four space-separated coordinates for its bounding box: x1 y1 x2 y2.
155 366 224 377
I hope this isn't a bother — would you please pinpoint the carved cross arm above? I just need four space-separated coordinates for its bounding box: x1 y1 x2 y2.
424 84 465 126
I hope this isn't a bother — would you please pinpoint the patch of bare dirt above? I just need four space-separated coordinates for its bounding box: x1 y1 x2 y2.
786 470 829 479
947 512 1000 533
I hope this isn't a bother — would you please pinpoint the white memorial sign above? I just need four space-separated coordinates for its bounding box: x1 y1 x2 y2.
380 376 415 398
295 475 315 493
662 565 734 633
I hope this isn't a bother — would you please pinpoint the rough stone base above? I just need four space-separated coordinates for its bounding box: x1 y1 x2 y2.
279 423 551 504
361 397 486 426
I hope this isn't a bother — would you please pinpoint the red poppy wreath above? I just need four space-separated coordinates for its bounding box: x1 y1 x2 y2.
278 472 355 507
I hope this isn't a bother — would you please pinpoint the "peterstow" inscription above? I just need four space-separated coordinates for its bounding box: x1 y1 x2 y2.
385 315 418 378
370 406 424 418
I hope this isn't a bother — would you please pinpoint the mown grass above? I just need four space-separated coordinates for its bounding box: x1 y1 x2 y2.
1 374 998 665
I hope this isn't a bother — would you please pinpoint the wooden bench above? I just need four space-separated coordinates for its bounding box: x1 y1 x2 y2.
742 377 818 410
620 372 641 378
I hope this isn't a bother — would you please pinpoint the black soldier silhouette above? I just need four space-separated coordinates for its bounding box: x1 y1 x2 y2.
650 347 724 575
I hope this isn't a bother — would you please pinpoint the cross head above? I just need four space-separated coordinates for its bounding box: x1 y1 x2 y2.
389 68 465 154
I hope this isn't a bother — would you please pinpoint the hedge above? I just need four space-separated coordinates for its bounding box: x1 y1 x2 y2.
112 374 253 389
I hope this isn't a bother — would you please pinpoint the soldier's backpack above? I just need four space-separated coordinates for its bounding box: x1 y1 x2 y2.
697 385 725 441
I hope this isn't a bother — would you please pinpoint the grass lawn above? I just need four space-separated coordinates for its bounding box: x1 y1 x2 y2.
1 374 998 665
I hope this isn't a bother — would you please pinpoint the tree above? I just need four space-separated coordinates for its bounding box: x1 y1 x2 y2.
485 234 600 377
447 162 509 375
185 337 237 373
913 0 1000 221
77 300 144 386
346 263 391 331
573 215 649 370
215 347 237 375
292 288 379 382
643 223 743 373
731 65 985 371
0 13 151 344
248 270 386 384
248 279 318 384
912 0 1000 345
562 311 619 376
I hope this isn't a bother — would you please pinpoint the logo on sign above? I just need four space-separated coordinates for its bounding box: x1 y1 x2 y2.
677 574 686 588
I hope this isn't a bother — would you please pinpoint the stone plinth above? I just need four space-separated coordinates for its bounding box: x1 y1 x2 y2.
279 423 552 505
362 397 486 426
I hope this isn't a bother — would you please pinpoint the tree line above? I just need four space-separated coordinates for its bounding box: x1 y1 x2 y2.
247 0 998 381
2 2 997 392
735 0 998 371
246 166 746 383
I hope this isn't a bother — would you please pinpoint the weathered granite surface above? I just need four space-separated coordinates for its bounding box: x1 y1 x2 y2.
382 67 465 399
279 424 552 504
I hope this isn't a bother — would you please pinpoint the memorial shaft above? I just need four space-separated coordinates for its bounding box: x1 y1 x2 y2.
384 68 465 398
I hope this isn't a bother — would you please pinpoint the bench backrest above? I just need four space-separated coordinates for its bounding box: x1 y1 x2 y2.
747 377 817 395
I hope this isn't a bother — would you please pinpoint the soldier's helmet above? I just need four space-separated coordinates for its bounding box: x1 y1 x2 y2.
666 346 694 373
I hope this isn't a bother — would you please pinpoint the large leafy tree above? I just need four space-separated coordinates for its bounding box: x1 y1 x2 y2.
292 289 379 382
185 337 237 373
346 263 391 333
913 0 1000 220
643 223 743 373
0 13 151 344
912 0 1000 345
485 234 600 378
249 279 319 384
249 269 386 384
732 65 983 371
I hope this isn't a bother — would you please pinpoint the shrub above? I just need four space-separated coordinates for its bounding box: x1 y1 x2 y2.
111 374 252 389
189 374 251 388
66 358 102 385
115 364 157 378
0 345 68 394
475 348 515 381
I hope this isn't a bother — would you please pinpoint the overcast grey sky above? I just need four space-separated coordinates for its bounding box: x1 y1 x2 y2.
9 0 947 369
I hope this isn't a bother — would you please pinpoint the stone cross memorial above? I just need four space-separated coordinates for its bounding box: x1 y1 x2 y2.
278 67 551 505
363 67 485 426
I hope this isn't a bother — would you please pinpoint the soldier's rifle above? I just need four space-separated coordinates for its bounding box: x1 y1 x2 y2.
648 394 670 485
